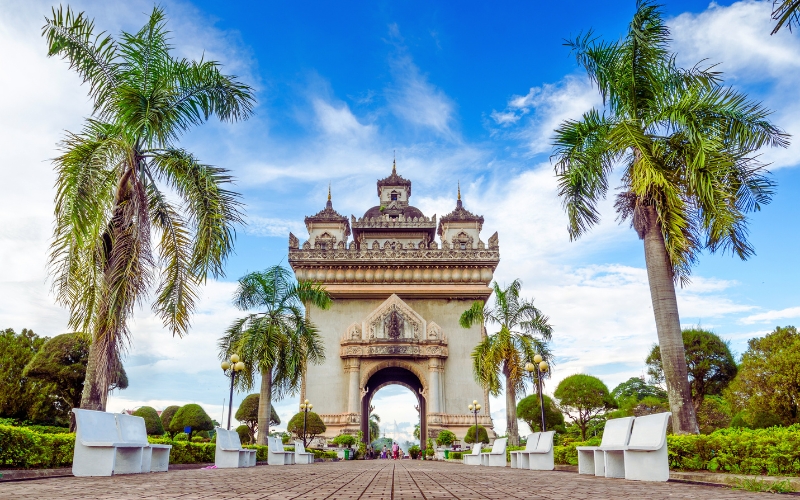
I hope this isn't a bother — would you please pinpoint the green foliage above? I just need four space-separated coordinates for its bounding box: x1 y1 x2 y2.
611 377 667 402
332 433 356 448
235 424 250 444
408 445 421 459
368 412 381 442
726 326 800 426
731 410 783 430
287 411 326 444
647 328 737 409
235 394 280 443
517 394 565 433
356 430 366 459
436 430 456 447
450 451 462 460
425 438 435 456
464 425 489 444
132 406 164 436
170 404 213 438
0 424 74 468
0 328 51 422
733 478 794 493
160 405 180 436
696 395 732 434
173 432 188 441
554 374 615 440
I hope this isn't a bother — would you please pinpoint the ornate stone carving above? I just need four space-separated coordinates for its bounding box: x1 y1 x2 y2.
451 231 474 250
488 231 499 250
345 322 362 340
363 294 424 340
426 322 444 341
368 345 422 355
289 232 299 249
344 346 363 356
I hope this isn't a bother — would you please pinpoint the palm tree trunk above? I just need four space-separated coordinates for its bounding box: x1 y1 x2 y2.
79 335 107 411
504 364 520 446
642 207 699 434
257 368 273 445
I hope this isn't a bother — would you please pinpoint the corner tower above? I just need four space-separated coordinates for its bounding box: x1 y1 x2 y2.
288 162 500 447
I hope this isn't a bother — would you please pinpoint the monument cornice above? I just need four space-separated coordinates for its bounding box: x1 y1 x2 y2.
340 339 448 359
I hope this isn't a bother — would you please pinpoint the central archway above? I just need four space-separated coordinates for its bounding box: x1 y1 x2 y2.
361 366 426 450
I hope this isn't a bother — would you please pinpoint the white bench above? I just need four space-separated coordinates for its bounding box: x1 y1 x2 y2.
524 431 553 470
576 416 634 476
116 413 171 472
72 408 143 476
480 437 506 467
268 436 295 465
214 428 256 468
294 440 315 464
463 444 482 465
509 433 539 469
623 412 671 481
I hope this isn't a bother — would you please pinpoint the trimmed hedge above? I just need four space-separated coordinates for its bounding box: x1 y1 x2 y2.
0 425 74 468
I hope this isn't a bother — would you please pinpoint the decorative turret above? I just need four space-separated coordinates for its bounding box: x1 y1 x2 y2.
438 184 485 250
301 185 351 250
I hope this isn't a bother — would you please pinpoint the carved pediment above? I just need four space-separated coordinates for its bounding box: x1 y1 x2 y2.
426 321 445 341
362 294 425 341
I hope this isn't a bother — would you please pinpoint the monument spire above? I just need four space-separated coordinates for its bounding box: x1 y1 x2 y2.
392 151 396 174
456 181 463 208
326 182 333 209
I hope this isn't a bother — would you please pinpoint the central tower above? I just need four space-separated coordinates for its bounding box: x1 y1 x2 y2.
288 162 500 447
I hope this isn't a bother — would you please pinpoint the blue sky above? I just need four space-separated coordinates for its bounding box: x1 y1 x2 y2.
1 0 798 442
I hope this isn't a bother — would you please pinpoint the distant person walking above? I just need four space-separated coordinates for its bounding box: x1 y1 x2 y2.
381 445 387 459
392 442 399 460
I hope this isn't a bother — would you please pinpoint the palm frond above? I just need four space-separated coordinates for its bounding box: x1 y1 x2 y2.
772 0 800 34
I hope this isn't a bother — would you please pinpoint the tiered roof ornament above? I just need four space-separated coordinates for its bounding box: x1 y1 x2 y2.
437 183 484 237
376 158 412 196
304 184 350 234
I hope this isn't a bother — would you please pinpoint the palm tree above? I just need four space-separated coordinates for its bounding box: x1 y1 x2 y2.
552 0 788 433
368 411 381 443
43 6 254 410
772 0 800 34
460 280 553 447
219 266 331 445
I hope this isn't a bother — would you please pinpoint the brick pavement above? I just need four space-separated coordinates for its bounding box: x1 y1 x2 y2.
0 460 773 499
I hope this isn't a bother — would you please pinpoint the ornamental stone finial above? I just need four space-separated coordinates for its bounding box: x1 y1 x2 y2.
328 182 331 201
458 181 461 201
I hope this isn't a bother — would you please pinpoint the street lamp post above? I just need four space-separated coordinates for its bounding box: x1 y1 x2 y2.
467 399 481 449
525 354 549 432
299 399 313 447
221 354 245 430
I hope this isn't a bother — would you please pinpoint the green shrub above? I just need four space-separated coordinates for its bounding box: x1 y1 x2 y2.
464 425 489 444
24 425 70 435
0 425 75 468
236 425 251 444
160 405 180 435
191 436 205 442
436 430 456 447
173 432 188 441
450 451 462 460
408 445 421 459
333 433 356 447
132 406 164 436
553 437 601 465
169 404 213 438
506 445 525 462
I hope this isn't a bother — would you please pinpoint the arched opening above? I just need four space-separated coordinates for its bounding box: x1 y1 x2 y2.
361 366 426 451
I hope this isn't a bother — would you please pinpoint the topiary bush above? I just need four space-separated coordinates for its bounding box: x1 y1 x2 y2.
287 411 326 444
133 406 164 436
236 424 251 444
173 432 188 441
464 425 489 444
0 424 74 468
160 405 180 436
169 404 213 438
332 433 356 448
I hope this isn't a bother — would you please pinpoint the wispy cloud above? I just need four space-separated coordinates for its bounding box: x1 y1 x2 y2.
245 217 306 238
740 306 800 325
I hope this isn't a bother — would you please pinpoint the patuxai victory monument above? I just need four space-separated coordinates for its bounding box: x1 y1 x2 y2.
288 161 500 447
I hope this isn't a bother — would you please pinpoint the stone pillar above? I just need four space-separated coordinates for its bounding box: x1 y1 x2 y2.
346 358 361 414
428 358 443 414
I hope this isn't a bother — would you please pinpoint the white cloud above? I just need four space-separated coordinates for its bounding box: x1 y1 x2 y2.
245 217 306 238
740 306 800 324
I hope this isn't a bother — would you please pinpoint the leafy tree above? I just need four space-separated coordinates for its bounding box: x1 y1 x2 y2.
42 6 254 412
695 395 731 434
160 405 180 436
646 328 737 411
725 326 800 426
731 410 783 429
611 377 667 402
552 0 787 434
133 406 164 436
554 374 615 440
287 411 326 446
464 425 489 445
460 279 553 446
219 266 331 444
0 328 46 420
332 433 356 449
631 396 670 418
22 332 128 427
436 430 456 447
235 424 251 444
772 0 800 34
169 404 213 439
235 394 280 444
517 394 565 433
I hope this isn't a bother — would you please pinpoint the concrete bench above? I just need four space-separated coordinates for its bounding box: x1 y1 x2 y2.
116 413 171 472
268 436 295 465
509 433 539 469
623 412 671 481
527 431 554 470
463 444 481 465
214 428 256 468
72 408 143 476
480 437 506 467
294 440 315 464
576 416 634 477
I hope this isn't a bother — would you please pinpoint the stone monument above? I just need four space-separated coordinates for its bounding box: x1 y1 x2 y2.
288 161 500 447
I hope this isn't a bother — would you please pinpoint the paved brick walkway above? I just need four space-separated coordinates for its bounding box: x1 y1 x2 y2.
0 460 771 499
